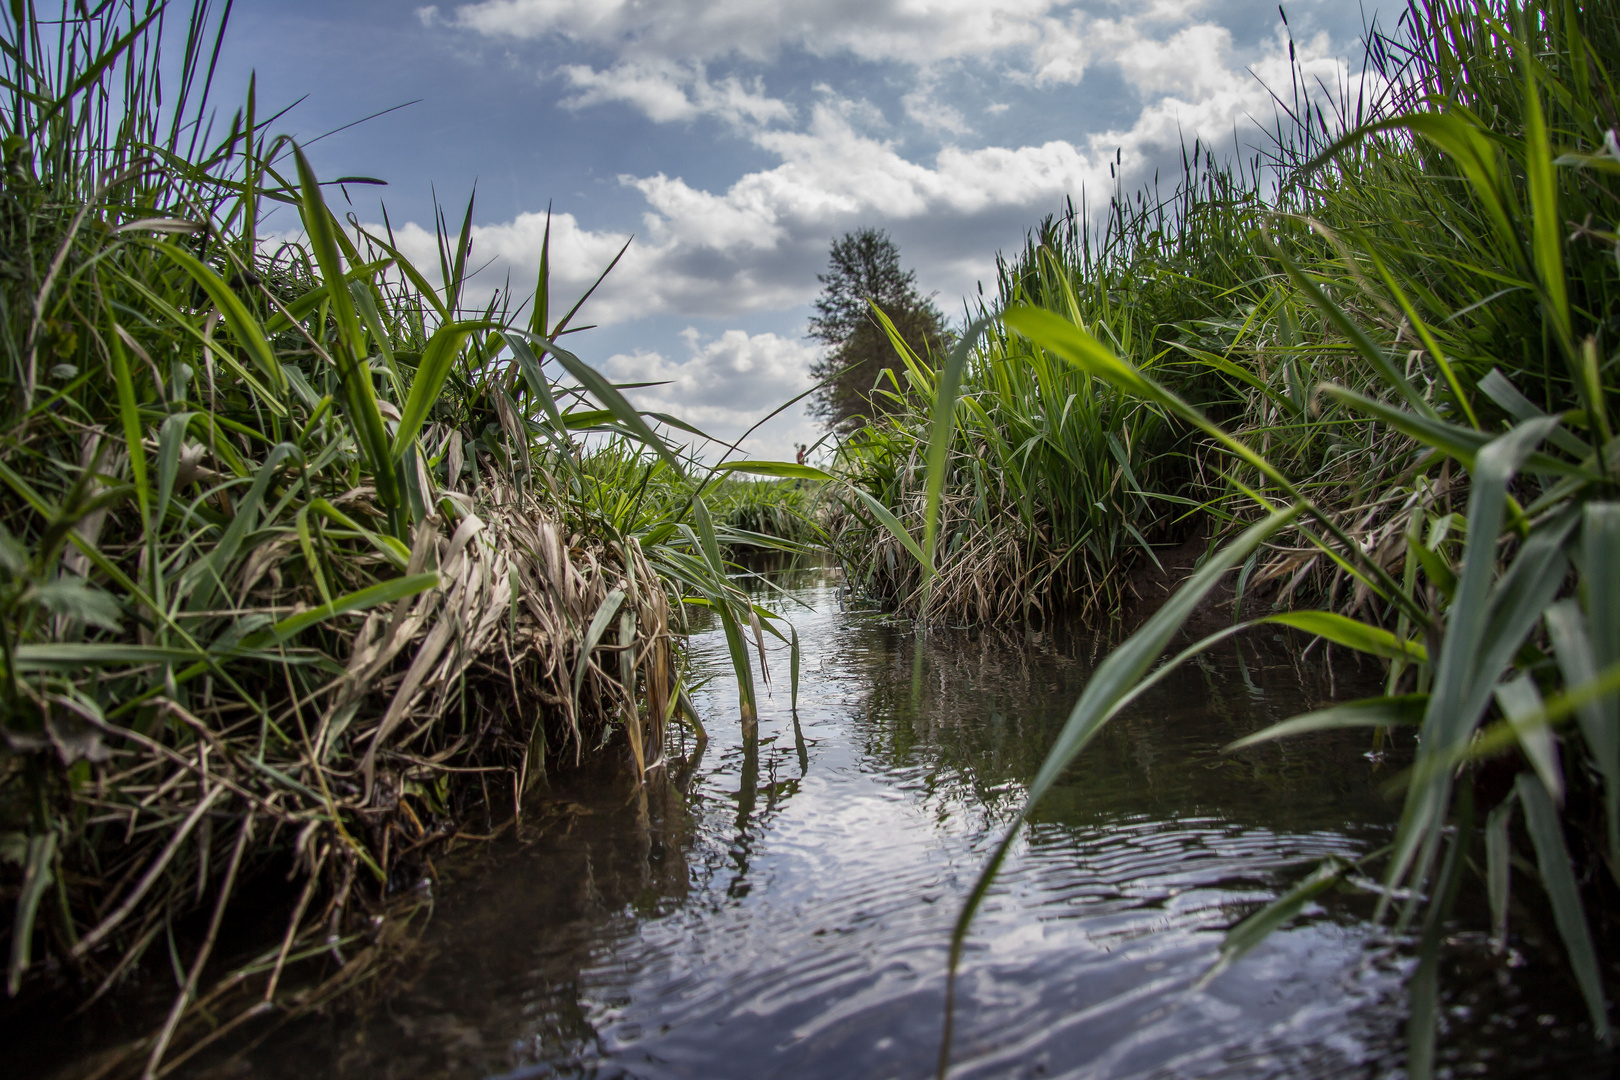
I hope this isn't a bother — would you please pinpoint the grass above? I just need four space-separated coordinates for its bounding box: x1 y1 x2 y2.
819 2 1620 1076
0 2 809 1074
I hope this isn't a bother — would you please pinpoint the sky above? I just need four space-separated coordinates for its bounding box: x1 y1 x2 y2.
211 0 1386 462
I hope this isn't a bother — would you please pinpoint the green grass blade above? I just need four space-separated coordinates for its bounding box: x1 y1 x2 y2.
523 331 684 477
106 322 149 527
1261 611 1429 662
7 831 58 996
1196 857 1351 990
245 572 440 648
572 587 627 714
1545 598 1617 855
844 486 926 568
941 505 1302 1073
154 240 284 394
391 321 493 459
714 461 832 482
1224 694 1427 752
1520 37 1571 348
1495 674 1564 804
1518 772 1611 1041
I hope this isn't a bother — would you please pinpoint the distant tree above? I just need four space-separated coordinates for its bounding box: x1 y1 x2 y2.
807 228 945 431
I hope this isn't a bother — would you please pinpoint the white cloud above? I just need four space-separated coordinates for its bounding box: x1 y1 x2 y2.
560 60 792 127
446 0 1058 66
600 329 822 457
901 74 973 136
372 22 1365 332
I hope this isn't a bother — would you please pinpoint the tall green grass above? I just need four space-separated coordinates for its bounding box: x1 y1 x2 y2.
0 2 806 1071
844 2 1620 1076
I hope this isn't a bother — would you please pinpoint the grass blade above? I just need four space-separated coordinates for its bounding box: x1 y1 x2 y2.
1518 772 1611 1041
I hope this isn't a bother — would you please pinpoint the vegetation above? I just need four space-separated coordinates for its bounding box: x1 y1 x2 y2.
823 2 1620 1077
808 228 946 432
0 2 805 1073
710 476 826 546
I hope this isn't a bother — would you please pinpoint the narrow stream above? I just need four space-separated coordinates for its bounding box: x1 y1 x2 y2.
229 566 1607 1079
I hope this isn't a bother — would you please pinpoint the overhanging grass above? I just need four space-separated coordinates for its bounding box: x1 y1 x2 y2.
0 2 806 1073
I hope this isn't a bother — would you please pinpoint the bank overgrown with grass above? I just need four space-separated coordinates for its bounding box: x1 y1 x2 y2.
0 3 814 1074
824 2 1620 1076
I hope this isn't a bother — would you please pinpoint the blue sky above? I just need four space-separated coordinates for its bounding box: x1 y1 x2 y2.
214 0 1384 460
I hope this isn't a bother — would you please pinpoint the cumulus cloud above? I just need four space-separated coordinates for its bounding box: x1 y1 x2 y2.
392 2 1372 454
901 74 973 136
599 329 822 457
560 60 792 127
445 0 1056 66
374 21 1362 332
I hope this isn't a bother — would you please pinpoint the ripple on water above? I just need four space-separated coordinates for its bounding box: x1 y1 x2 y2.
202 575 1610 1080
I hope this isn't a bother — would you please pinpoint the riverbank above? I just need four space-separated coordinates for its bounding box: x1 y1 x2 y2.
0 6 802 1075
831 3 1620 1074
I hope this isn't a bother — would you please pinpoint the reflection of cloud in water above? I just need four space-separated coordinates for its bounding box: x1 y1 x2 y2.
229 571 1604 1080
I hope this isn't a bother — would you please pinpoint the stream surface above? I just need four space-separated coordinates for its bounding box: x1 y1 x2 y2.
223 567 1608 1080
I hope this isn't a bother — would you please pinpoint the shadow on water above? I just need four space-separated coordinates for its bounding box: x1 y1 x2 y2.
179 567 1610 1080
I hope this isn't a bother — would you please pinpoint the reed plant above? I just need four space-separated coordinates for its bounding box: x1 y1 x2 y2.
863 2 1620 1076
0 2 803 1074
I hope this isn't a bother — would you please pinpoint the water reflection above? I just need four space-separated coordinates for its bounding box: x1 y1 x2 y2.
219 567 1608 1080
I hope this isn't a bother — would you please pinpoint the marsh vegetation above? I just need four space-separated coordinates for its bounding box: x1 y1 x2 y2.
5 0 1620 1078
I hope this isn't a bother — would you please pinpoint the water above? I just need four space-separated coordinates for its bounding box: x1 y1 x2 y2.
216 568 1608 1079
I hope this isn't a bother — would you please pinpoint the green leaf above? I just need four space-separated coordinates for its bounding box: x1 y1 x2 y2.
845 486 927 568
1224 694 1427 752
502 330 569 446
391 321 495 459
155 410 196 532
11 644 202 670
32 577 122 631
1518 773 1610 1041
1261 610 1428 662
1520 41 1571 348
1197 857 1351 989
1545 598 1616 857
1407 535 1457 603
714 460 832 481
1494 674 1564 804
154 240 284 394
295 145 397 511
690 497 757 723
572 588 627 712
520 330 684 477
106 324 148 526
1581 503 1620 776
1384 417 1563 919
7 831 57 995
1268 237 1435 418
244 572 440 648
1478 368 1590 456
1323 385 1492 468
261 258 395 337
945 506 1303 1024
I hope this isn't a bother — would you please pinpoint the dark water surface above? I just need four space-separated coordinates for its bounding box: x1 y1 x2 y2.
221 568 1608 1080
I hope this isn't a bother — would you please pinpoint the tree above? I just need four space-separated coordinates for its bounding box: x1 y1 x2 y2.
807 228 945 431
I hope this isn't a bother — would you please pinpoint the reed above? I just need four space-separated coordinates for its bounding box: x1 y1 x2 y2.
0 2 799 1073
874 2 1620 1076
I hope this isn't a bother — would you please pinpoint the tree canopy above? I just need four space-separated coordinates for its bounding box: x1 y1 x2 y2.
807 228 945 431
